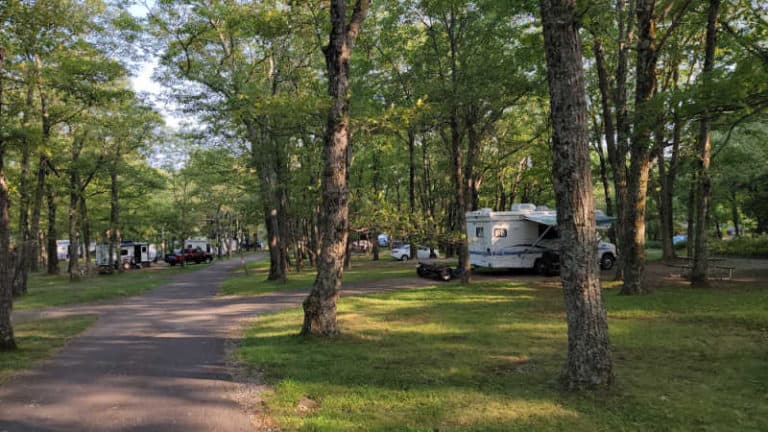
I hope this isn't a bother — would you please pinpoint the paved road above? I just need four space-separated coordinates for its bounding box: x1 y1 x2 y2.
0 256 434 431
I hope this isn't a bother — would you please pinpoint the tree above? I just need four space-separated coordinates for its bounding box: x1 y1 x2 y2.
0 42 17 351
301 0 370 337
539 0 612 389
690 0 721 286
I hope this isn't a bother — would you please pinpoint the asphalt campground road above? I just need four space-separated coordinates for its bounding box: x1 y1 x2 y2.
0 255 435 431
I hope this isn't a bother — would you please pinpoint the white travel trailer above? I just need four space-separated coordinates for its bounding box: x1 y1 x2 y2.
466 204 617 275
118 241 152 269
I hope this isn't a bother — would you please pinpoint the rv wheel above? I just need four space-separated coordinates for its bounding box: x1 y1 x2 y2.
600 253 615 270
400 255 409 262
440 268 452 281
534 259 548 276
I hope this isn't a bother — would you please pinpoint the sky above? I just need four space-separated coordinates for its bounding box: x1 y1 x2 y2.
126 1 183 129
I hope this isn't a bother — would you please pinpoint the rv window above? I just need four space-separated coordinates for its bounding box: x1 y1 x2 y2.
121 250 128 256
493 228 507 238
475 227 484 237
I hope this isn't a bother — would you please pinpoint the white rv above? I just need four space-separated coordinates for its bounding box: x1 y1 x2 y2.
119 241 152 269
466 204 617 275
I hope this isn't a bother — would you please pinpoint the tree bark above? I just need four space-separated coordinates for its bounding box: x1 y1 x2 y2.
301 0 369 337
0 46 17 350
80 195 91 273
29 55 51 282
620 0 657 295
46 183 58 275
612 0 633 281
68 135 82 281
691 0 720 286
540 0 612 390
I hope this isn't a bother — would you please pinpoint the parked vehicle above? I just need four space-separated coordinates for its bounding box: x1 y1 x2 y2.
377 234 390 247
120 241 152 269
351 239 372 252
165 247 213 266
466 204 617 275
390 244 440 261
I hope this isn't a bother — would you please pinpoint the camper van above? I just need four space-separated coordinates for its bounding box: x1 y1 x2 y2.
466 204 617 275
120 241 152 269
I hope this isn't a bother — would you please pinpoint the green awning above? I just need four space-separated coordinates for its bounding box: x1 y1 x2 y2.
523 213 617 227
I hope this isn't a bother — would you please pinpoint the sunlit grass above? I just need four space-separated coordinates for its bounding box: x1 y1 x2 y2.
240 280 768 431
17 264 210 310
220 258 417 296
0 315 97 382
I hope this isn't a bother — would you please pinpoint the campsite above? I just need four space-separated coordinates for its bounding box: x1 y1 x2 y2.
0 1 767 431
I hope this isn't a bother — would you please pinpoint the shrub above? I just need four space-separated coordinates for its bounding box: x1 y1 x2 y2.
709 235 768 258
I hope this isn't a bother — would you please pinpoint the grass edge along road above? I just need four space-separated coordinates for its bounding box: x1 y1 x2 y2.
239 279 768 431
0 315 98 383
221 258 418 296
16 263 213 310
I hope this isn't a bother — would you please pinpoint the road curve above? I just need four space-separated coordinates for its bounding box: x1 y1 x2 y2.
0 256 433 431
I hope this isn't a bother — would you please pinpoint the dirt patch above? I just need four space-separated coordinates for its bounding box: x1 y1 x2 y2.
637 258 768 290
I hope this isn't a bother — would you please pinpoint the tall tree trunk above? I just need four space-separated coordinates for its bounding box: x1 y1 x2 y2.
730 190 740 237
0 46 17 351
540 0 612 390
450 115 470 283
301 0 369 337
17 73 34 277
247 119 287 282
612 0 634 281
29 55 51 281
68 136 82 281
620 0 658 295
109 161 122 272
686 175 695 257
691 0 720 286
659 97 681 262
80 195 91 273
46 183 58 275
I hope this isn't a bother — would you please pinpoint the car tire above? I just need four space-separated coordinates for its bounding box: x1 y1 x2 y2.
534 259 548 276
440 268 451 281
600 253 615 270
400 255 409 262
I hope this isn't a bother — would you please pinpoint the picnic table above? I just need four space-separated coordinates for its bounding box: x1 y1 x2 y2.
665 257 735 280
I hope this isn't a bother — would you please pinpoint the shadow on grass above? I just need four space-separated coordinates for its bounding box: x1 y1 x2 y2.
240 280 768 431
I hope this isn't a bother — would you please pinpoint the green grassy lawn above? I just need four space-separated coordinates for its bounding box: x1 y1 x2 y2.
220 258 417 296
0 315 97 382
16 264 210 310
240 280 768 431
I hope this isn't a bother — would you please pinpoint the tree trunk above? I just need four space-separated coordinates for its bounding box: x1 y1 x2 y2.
81 195 91 274
612 0 634 281
691 0 720 286
68 136 82 281
17 74 34 277
620 0 657 295
301 0 369 337
109 162 122 272
29 55 51 281
46 183 58 275
0 46 17 350
540 0 612 390
730 190 740 237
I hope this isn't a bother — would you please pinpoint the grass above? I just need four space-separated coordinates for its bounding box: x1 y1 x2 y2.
0 315 97 383
239 279 768 431
220 257 417 296
16 263 210 310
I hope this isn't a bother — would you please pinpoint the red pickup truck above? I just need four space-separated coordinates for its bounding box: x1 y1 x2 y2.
164 247 213 266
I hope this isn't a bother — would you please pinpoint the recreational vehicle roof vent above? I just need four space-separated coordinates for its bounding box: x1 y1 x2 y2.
478 208 494 215
510 203 537 213
535 205 550 211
